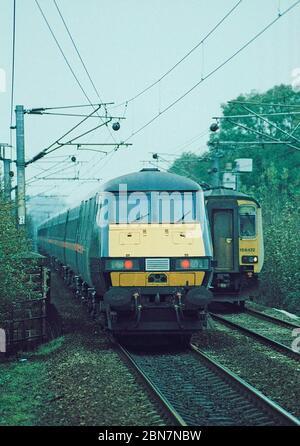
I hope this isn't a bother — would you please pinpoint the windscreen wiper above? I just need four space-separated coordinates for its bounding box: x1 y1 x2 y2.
175 210 191 223
130 213 149 223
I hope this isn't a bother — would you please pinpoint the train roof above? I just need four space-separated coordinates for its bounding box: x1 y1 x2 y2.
101 168 201 192
204 187 260 206
38 169 201 229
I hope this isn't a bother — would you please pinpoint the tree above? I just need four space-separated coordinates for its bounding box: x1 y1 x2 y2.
219 86 299 193
169 84 300 312
0 192 36 321
169 152 211 185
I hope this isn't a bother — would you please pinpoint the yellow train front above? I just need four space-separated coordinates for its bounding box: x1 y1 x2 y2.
204 187 264 303
97 168 213 336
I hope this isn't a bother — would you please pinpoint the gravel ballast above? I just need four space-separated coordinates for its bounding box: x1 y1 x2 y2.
192 317 300 419
0 273 164 426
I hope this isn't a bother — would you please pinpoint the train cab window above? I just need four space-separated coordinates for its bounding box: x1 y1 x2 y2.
158 193 185 223
239 205 256 238
97 191 199 225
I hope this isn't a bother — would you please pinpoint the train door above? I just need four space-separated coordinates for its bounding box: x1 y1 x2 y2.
212 209 234 271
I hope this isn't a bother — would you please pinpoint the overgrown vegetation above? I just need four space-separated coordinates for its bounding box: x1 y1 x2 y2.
0 193 36 322
170 84 300 313
0 358 47 425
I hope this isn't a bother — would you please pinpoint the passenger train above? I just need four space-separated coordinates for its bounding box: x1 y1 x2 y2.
38 168 214 339
204 187 264 304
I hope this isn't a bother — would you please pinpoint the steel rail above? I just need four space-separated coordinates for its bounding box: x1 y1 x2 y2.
117 343 187 426
245 307 300 330
117 342 300 426
211 313 300 361
190 344 300 426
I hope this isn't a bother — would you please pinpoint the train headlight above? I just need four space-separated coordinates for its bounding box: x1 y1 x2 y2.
175 257 210 271
110 259 125 270
242 255 258 264
180 259 190 269
124 259 133 270
104 258 139 271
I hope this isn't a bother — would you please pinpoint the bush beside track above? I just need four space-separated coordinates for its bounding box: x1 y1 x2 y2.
0 273 164 426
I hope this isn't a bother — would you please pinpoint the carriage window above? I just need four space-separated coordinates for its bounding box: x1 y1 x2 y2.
239 205 256 238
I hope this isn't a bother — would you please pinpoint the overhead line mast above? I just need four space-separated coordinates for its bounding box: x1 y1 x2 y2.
15 105 26 226
13 103 129 227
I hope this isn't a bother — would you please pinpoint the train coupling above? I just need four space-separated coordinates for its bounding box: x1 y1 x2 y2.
102 286 213 332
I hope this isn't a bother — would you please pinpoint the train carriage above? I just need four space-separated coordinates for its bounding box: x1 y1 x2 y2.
38 168 214 338
204 187 264 303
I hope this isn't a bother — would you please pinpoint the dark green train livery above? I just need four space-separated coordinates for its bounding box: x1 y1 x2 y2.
38 170 264 338
38 169 214 338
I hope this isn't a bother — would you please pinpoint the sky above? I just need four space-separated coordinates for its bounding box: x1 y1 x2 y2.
1 0 300 208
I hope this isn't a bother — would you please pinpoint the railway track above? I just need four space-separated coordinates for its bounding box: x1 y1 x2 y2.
117 343 300 426
211 313 300 361
245 307 300 329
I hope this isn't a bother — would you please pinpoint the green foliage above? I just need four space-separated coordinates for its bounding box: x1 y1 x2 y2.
0 359 46 425
170 84 300 313
212 84 300 198
169 152 211 185
34 336 65 357
0 193 36 321
259 199 300 313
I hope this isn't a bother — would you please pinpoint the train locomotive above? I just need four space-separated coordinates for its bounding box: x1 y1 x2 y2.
204 187 264 304
38 168 214 338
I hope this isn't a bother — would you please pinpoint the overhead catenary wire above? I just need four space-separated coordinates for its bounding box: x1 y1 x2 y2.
219 100 300 161
144 130 210 174
27 185 58 197
288 120 300 137
35 0 98 111
48 136 117 198
208 140 300 145
36 112 125 119
26 107 117 191
30 177 102 182
229 100 300 108
214 111 300 119
69 143 121 195
25 106 111 191
26 105 101 165
32 0 117 184
79 145 117 179
28 160 68 173
150 153 203 184
26 159 74 185
116 0 243 106
35 0 117 151
52 0 117 144
25 153 78 188
53 0 103 104
46 118 112 154
26 154 76 180
34 0 130 197
30 103 110 111
38 154 77 159
225 100 300 151
28 117 112 186
24 157 68 183
124 0 300 143
172 130 210 154
226 118 300 153
239 104 300 148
